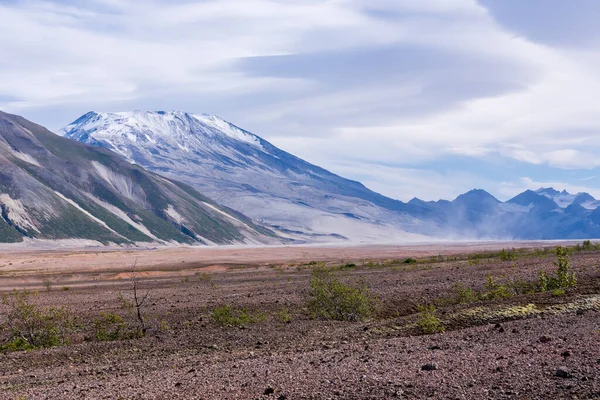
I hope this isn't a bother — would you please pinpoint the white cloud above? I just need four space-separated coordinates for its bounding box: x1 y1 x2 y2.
2 0 600 201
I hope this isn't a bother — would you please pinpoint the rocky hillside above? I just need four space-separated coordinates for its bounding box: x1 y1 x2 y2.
0 111 278 245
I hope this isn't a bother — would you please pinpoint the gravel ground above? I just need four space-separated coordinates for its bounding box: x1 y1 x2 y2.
0 246 598 399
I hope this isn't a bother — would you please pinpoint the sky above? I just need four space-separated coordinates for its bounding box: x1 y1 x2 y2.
2 0 600 202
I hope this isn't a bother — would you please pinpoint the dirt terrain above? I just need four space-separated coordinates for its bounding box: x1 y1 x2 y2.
0 242 598 399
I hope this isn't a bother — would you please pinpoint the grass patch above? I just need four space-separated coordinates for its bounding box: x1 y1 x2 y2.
307 268 378 322
211 305 266 327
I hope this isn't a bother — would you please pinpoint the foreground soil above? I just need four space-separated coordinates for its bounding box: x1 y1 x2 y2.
0 243 598 399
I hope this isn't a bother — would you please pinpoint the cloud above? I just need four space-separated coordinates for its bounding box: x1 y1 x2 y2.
1 0 600 201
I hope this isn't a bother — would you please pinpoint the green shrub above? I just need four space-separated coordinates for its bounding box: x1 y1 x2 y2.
499 249 517 261
551 289 566 297
403 258 418 264
483 275 514 300
211 305 265 326
0 290 76 352
93 312 139 341
454 284 479 304
538 246 577 292
307 268 377 322
276 308 292 324
416 304 445 334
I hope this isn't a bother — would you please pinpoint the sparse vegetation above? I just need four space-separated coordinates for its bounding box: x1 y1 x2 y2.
499 248 517 261
211 305 266 326
276 307 292 324
0 290 76 352
117 260 150 336
42 279 52 292
454 284 479 304
483 274 514 300
537 246 577 292
307 268 377 322
416 304 445 334
93 312 139 341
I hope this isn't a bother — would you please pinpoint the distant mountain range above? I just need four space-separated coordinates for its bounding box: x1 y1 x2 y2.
0 111 278 245
59 110 600 242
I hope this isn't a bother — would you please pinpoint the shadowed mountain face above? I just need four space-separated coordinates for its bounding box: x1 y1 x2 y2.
61 111 600 242
0 111 278 245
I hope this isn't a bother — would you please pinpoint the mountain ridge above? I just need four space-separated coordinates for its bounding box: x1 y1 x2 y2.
61 110 429 242
60 110 600 242
0 110 279 245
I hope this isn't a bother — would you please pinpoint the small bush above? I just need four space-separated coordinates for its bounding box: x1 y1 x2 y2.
276 308 292 324
340 263 357 269
538 247 577 292
403 258 418 264
307 268 377 322
483 275 514 300
551 289 566 297
0 290 76 352
93 312 139 341
211 305 266 326
416 304 445 334
454 284 479 304
43 280 52 292
499 249 517 261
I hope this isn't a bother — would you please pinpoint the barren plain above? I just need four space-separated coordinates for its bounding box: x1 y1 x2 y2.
0 241 598 399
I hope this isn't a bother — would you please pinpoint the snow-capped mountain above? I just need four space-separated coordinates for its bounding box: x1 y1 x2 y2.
535 187 600 209
60 110 600 242
61 111 430 242
0 111 278 245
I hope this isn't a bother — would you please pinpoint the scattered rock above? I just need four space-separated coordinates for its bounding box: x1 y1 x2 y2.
428 345 441 351
561 351 571 358
264 386 275 395
539 336 552 343
421 363 437 371
556 367 572 379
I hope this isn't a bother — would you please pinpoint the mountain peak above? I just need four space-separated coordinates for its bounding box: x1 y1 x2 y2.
508 189 558 210
455 189 499 202
61 110 264 154
536 187 560 197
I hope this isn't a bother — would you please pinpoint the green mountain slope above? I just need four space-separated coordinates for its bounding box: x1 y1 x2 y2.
0 111 278 245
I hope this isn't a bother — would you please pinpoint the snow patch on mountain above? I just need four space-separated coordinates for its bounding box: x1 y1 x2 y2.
165 205 186 225
0 194 40 233
536 187 599 209
91 161 142 204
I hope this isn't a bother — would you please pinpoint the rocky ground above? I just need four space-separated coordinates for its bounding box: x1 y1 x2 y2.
0 244 598 399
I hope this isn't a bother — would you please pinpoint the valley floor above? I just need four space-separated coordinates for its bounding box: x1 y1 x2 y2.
0 243 598 399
